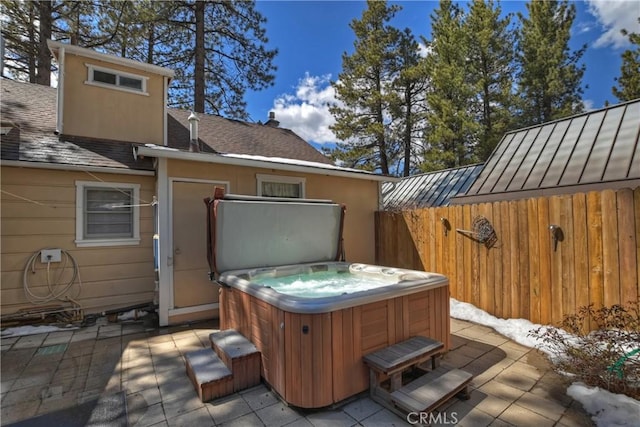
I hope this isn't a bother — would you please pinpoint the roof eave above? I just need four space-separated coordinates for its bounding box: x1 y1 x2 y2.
136 145 399 182
450 179 640 205
47 40 175 78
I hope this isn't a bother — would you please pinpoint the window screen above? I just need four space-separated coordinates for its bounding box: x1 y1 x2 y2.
84 188 134 238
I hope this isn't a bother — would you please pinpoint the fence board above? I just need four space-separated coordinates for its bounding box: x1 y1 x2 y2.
617 188 638 305
601 190 620 307
572 193 589 312
518 199 530 320
500 201 512 319
376 187 639 330
492 202 503 319
527 199 541 324
540 196 554 324
560 195 576 319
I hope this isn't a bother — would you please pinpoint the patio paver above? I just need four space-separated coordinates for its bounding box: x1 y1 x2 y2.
0 317 595 426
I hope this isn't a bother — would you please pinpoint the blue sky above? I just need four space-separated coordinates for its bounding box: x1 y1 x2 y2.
245 0 640 146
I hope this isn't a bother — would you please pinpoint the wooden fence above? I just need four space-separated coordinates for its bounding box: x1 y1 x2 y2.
375 187 640 327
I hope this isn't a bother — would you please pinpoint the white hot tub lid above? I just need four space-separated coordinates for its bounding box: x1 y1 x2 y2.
205 191 345 276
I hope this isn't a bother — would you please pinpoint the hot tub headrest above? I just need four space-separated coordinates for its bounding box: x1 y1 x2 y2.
204 191 346 278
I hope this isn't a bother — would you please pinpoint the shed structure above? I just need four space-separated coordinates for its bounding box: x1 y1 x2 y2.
452 99 640 204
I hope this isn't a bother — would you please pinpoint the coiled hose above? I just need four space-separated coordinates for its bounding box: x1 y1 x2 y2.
23 248 82 304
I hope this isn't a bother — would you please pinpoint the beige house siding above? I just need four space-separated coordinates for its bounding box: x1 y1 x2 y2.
166 160 379 264
62 52 165 145
1 166 156 316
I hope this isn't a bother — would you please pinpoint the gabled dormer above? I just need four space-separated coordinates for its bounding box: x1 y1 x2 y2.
47 40 174 145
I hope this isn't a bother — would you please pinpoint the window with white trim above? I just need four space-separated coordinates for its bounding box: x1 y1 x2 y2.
256 174 305 198
75 181 141 247
85 64 148 95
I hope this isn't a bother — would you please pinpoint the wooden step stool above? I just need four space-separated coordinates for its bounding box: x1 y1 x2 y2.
210 329 261 392
391 366 473 414
185 348 233 402
363 336 472 422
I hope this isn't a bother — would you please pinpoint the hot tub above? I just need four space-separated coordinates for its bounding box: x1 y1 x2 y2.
205 192 450 408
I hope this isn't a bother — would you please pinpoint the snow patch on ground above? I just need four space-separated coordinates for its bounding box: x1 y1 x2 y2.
449 297 639 426
1 324 77 337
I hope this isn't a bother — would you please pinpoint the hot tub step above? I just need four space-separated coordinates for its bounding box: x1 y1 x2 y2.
185 348 233 402
390 367 473 414
210 329 261 392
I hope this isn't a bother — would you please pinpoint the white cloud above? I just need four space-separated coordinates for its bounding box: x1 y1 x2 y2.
586 0 640 49
272 73 339 144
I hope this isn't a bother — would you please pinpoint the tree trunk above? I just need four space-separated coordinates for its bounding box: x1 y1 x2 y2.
36 1 52 86
194 0 205 113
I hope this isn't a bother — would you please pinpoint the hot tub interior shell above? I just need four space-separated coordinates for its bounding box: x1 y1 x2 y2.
219 276 450 408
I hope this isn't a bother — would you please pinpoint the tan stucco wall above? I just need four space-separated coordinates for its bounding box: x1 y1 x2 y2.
0 166 156 316
62 52 165 144
167 160 380 264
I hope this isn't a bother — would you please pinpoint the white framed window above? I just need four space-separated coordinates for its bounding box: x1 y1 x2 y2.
85 63 148 95
257 174 306 198
75 181 141 247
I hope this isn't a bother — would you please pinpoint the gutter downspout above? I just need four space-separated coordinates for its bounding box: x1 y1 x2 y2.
163 76 169 146
56 46 65 134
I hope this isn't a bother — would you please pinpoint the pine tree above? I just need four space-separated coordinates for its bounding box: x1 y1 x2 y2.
389 29 429 176
516 0 586 125
465 0 516 161
328 0 403 175
422 0 480 171
612 20 640 102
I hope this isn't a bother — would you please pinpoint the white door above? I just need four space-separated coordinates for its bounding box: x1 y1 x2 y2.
171 180 224 312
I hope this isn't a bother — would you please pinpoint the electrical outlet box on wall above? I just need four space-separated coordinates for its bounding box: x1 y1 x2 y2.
41 249 62 263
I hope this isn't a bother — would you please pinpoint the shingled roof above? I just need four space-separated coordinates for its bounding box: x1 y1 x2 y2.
1 78 332 171
167 109 332 164
381 164 483 210
1 78 154 171
452 99 640 204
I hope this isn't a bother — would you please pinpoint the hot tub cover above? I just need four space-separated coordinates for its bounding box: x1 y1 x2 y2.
205 190 345 276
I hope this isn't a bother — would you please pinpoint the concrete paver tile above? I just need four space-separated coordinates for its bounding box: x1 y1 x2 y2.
12 334 48 349
128 402 167 427
287 417 315 427
463 389 511 418
43 331 74 346
499 403 556 427
11 372 53 391
556 400 595 427
157 375 196 403
0 399 40 425
341 397 384 422
494 368 538 392
162 394 205 421
241 385 279 411
218 411 265 426
3 384 47 406
478 379 526 402
360 408 410 426
305 408 358 427
206 393 253 424
166 406 214 427
441 351 475 369
255 401 302 426
515 391 567 422
453 407 495 427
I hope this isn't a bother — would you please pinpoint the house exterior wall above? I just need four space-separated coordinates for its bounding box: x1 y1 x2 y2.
166 159 379 264
0 166 156 316
61 52 165 144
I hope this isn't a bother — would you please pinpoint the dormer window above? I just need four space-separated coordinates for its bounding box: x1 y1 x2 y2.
85 64 148 95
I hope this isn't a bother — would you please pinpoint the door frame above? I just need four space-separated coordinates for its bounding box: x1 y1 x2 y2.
159 174 229 325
